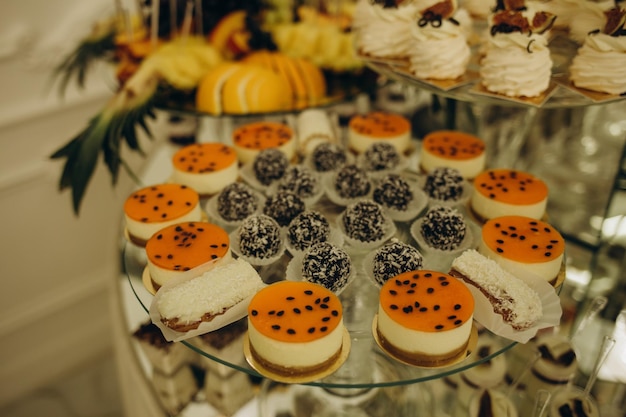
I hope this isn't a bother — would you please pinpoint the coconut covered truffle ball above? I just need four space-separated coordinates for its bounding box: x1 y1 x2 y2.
342 200 386 242
372 240 423 286
334 164 371 199
287 210 331 251
311 142 347 172
217 182 259 221
423 167 464 201
253 148 290 186
276 165 319 200
373 174 414 211
362 142 401 172
237 214 283 259
420 206 466 250
302 242 353 293
263 191 306 226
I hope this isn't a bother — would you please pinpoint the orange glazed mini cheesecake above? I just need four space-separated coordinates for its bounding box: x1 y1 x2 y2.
420 130 486 179
471 169 548 222
171 143 239 197
348 111 411 154
376 270 475 367
145 222 231 289
247 281 346 377
232 121 296 165
123 184 202 246
479 216 565 284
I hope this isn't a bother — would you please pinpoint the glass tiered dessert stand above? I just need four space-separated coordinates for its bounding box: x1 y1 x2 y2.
118 30 626 416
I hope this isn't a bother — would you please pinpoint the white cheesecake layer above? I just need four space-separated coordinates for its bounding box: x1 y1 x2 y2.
377 305 473 355
247 318 344 369
348 131 411 155
420 151 485 179
235 139 296 165
471 190 546 220
171 162 239 195
125 203 203 242
148 251 232 288
479 239 562 283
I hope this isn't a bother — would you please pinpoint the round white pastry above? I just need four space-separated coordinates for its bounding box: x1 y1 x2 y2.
348 111 412 155
570 33 626 96
408 14 470 80
480 32 552 97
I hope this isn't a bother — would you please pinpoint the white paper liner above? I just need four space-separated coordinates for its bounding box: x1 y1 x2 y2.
416 174 473 208
229 229 286 267
204 189 266 233
456 268 562 344
148 257 265 342
285 251 356 296
284 226 344 257
372 177 429 222
337 209 397 252
321 170 374 207
410 216 478 272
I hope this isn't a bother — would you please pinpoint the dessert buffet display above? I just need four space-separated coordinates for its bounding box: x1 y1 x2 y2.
119 102 576 416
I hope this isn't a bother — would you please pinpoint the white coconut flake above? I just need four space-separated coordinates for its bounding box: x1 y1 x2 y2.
451 249 542 329
157 258 265 323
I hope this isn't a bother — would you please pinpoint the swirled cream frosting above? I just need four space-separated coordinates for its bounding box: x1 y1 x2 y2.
408 14 470 80
570 33 626 95
479 32 552 97
353 0 420 58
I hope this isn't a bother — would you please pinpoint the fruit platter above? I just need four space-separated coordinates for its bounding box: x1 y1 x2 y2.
50 0 374 215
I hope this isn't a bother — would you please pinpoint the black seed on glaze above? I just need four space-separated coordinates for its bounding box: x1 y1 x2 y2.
286 296 295 301
419 307 428 312
251 310 258 316
454 320 462 325
435 325 444 330
305 305 313 311
434 305 440 311
272 325 280 330
305 290 313 295
287 329 296 335
277 310 285 316
308 327 316 333
320 326 328 332
331 310 339 316
441 281 449 286
427 288 434 294
454 304 462 310
390 304 399 310
293 308 301 314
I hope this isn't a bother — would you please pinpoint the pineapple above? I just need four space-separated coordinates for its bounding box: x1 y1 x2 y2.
51 37 223 214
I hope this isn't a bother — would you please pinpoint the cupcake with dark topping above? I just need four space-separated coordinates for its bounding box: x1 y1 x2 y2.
310 142 348 172
341 200 392 245
252 148 290 186
216 182 260 222
423 167 465 203
287 210 331 252
301 242 353 293
370 239 424 286
263 191 306 227
361 142 402 173
419 206 467 251
235 214 283 262
373 174 414 211
331 164 372 200
275 165 321 201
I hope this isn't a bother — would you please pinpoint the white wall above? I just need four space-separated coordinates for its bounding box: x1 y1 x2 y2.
0 0 156 404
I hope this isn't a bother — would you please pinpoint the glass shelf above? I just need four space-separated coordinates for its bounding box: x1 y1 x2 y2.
122 206 518 390
362 34 625 110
